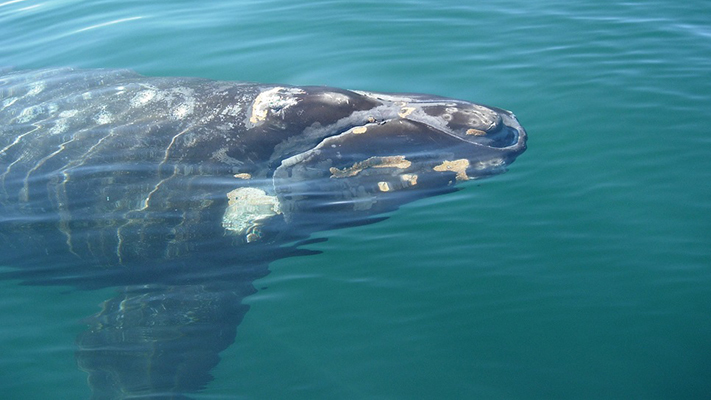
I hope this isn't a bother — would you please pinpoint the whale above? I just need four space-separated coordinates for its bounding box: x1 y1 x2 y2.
0 67 527 399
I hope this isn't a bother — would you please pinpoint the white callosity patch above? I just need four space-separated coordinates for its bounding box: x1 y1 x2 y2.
433 159 471 181
329 155 412 178
460 105 501 131
377 182 391 192
416 103 501 134
222 187 282 242
400 173 418 186
377 173 418 193
355 90 503 135
398 107 415 118
466 128 487 136
248 87 304 127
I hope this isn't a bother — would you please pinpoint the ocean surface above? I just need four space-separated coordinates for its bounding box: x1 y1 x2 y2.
1 0 710 399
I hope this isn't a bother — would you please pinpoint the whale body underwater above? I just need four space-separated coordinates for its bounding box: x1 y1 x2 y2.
0 68 527 399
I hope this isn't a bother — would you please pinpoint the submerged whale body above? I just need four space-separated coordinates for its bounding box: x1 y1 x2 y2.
0 68 526 399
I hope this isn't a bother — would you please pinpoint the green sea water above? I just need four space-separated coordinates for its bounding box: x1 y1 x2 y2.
1 0 710 399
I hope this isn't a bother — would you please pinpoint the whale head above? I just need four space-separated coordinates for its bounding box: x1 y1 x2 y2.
228 87 527 238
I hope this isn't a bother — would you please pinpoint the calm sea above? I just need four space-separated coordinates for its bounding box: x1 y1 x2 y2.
1 0 710 398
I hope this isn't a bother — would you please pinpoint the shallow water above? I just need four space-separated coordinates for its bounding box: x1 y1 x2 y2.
1 0 710 398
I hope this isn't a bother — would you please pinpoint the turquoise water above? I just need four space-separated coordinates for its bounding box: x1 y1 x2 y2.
1 0 710 398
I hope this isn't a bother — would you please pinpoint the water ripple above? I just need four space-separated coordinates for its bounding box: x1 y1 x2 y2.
71 15 144 34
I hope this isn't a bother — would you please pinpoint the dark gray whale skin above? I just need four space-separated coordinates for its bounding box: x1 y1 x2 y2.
0 68 526 399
